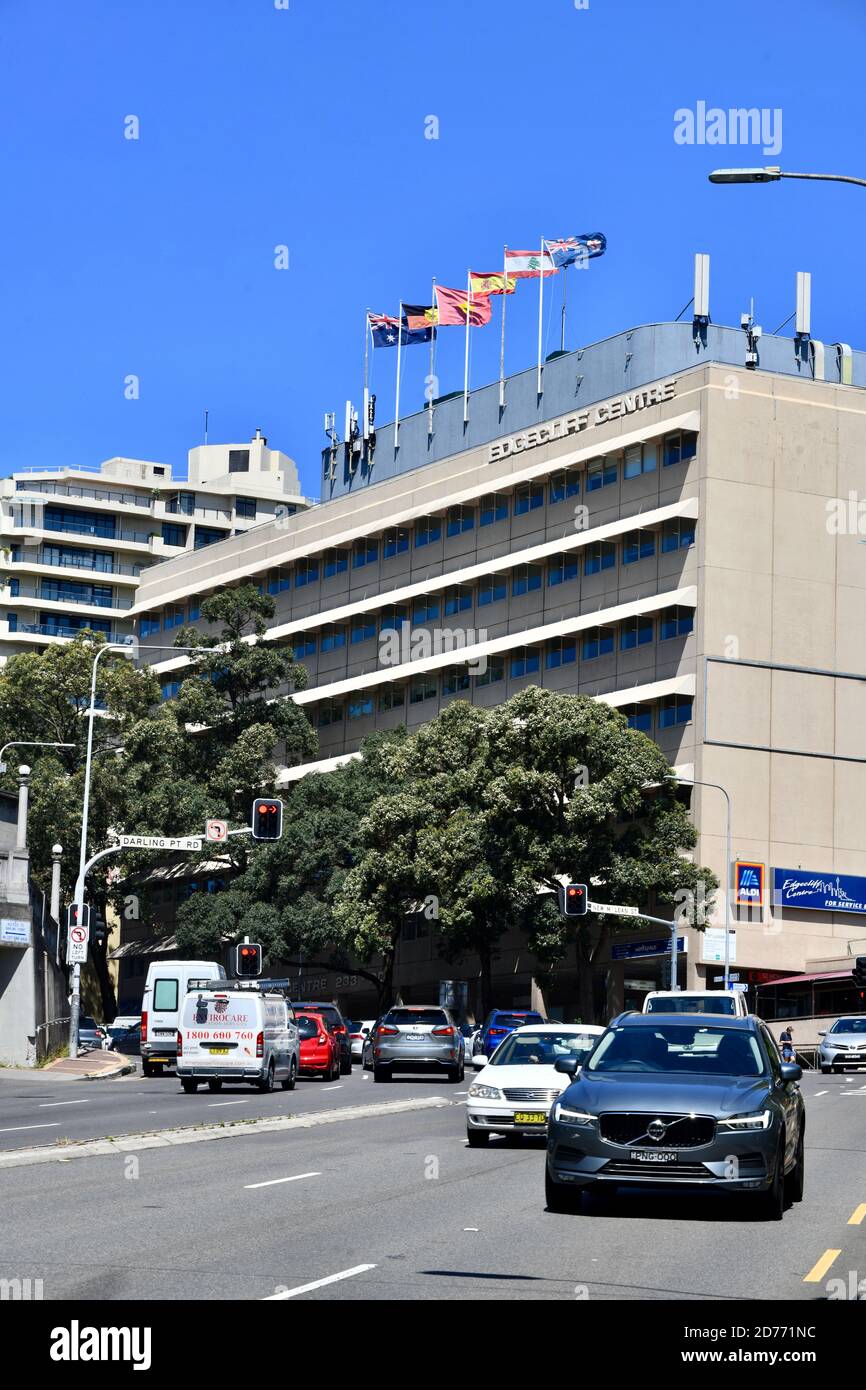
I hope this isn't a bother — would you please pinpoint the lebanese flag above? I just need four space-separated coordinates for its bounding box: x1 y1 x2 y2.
504 248 557 279
434 284 493 326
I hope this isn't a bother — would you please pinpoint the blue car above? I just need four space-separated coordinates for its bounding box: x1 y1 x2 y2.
476 1009 545 1057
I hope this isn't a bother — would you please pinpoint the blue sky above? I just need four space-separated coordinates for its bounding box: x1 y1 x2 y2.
1 0 864 498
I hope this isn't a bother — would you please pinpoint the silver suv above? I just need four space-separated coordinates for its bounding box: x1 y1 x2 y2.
371 1005 465 1083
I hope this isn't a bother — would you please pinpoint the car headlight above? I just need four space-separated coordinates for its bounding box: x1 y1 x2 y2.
717 1109 772 1131
468 1084 503 1100
551 1102 596 1125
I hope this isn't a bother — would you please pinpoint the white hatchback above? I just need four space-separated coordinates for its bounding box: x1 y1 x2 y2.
466 1023 605 1146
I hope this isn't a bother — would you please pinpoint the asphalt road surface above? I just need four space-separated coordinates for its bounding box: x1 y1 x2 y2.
1 1068 864 1300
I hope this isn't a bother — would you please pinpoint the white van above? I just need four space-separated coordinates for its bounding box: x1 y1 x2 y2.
177 988 299 1094
141 960 226 1076
642 989 748 1018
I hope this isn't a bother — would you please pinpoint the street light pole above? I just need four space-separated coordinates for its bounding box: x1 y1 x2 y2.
667 776 733 992
0 740 75 774
709 166 866 188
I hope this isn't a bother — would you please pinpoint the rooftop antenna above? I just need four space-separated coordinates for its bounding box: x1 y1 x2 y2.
204 409 209 445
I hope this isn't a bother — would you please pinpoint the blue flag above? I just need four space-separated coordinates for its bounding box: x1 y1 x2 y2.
546 233 607 269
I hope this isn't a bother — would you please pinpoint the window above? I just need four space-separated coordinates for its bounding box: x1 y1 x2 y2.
45 506 116 539
623 442 657 479
295 559 320 587
161 522 186 548
378 685 405 713
478 576 506 607
379 606 408 633
476 657 505 687
415 517 442 548
620 616 653 650
548 555 579 587
663 430 698 467
6 612 16 633
348 695 375 720
510 648 540 678
194 525 226 549
228 449 250 473
512 564 542 596
660 607 694 640
161 681 181 702
141 615 161 637
42 544 114 572
8 579 19 597
41 578 114 607
582 627 614 660
442 668 471 695
546 637 577 669
585 457 618 491
622 530 656 565
584 541 616 575
659 695 693 728
447 505 475 536
168 491 195 515
316 700 344 727
152 978 179 1011
383 527 409 558
514 482 544 515
410 674 438 704
320 625 346 652
412 596 440 623
661 518 696 552
164 607 185 631
351 616 376 643
549 469 581 504
324 548 348 578
267 570 290 595
235 497 257 520
293 635 316 659
443 585 472 616
188 602 200 623
624 704 652 733
353 539 378 569
479 493 508 526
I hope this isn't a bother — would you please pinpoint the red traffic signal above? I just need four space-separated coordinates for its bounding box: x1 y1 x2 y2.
560 883 588 918
251 798 283 841
235 942 262 978
66 903 91 930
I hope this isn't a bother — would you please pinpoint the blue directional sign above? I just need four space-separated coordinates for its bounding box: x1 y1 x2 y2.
611 936 686 961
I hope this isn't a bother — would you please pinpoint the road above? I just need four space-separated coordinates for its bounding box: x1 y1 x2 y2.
0 1067 864 1300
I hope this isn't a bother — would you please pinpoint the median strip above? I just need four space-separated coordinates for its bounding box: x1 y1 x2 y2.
0 1096 449 1171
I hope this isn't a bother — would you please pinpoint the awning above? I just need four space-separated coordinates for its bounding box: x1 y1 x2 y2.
756 969 853 987
110 934 179 961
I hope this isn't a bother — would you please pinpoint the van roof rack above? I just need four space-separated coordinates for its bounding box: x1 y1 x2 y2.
186 978 294 994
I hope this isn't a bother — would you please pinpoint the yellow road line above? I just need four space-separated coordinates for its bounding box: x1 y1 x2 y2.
803 1249 842 1283
848 1204 866 1226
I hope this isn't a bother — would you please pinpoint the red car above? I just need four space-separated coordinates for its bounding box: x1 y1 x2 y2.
297 1011 341 1081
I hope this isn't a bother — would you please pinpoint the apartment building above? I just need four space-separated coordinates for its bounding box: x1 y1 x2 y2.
0 430 309 662
128 317 866 1023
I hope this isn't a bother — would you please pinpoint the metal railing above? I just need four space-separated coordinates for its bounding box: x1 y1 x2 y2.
15 481 151 508
35 1016 70 1060
42 518 154 544
3 583 132 610
13 621 130 641
36 553 142 577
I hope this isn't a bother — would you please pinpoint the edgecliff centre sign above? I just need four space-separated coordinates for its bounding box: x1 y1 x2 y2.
487 379 678 462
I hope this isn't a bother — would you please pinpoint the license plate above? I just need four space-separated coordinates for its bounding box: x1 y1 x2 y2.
208 1047 229 1055
407 1033 424 1041
514 1111 547 1125
630 1149 678 1163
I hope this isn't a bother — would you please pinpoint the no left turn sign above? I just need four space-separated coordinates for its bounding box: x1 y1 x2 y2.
206 819 229 843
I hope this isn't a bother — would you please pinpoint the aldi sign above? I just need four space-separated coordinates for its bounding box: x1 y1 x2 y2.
772 867 866 915
735 861 765 907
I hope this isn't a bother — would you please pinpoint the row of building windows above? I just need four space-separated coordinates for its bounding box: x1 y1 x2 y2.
141 599 201 638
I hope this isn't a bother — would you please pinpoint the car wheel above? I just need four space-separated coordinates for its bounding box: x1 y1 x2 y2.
820 1065 831 1075
373 1065 390 1083
447 1066 462 1083
330 1056 341 1082
258 1061 275 1093
759 1138 786 1221
207 1080 223 1093
467 1128 489 1147
181 1079 199 1094
281 1057 297 1091
340 1055 352 1076
786 1126 805 1203
545 1165 581 1214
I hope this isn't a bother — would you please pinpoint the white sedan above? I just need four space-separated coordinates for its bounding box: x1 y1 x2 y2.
466 1023 605 1146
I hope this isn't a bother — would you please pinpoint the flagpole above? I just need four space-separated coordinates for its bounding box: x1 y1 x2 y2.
428 277 437 437
561 263 568 352
363 311 371 442
499 245 507 410
394 300 403 449
463 271 472 424
536 236 545 396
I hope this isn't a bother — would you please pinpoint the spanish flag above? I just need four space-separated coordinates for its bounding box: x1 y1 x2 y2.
469 271 515 297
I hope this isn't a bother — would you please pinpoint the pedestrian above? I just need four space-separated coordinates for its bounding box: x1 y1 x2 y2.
779 1024 794 1062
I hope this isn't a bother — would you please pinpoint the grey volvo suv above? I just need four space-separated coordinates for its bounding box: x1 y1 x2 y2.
371 1005 465 1083
546 1013 805 1220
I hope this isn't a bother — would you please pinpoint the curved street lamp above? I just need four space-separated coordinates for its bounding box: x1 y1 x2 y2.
709 166 866 188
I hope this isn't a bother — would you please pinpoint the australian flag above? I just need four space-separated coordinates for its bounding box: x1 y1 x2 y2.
546 233 607 269
369 312 432 348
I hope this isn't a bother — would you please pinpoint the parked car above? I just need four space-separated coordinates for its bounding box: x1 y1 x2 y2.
104 1020 141 1055
466 1023 605 1146
370 1005 465 1083
141 960 226 1076
818 1015 866 1073
475 1009 545 1057
177 987 299 1094
545 1012 805 1220
78 1016 107 1051
642 990 748 1018
297 1011 341 1081
348 1019 375 1062
362 1018 384 1071
291 1001 353 1074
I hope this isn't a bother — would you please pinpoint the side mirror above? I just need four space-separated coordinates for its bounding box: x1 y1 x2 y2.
780 1062 802 1085
470 1054 487 1069
554 1056 580 1077
817 1030 826 1037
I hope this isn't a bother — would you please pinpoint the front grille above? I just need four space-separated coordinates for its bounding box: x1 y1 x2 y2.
503 1088 561 1103
601 1160 711 1180
599 1112 716 1148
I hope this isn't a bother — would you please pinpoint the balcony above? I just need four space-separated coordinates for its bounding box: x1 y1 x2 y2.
15 480 151 508
36 552 142 577
41 517 154 544
2 582 133 610
10 622 131 642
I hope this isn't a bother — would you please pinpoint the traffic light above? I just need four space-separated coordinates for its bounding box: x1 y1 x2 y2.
91 910 108 948
66 903 91 931
235 942 262 978
560 883 589 918
852 956 866 989
251 798 283 841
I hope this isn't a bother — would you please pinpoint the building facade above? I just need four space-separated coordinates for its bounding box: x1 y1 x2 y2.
127 322 866 1029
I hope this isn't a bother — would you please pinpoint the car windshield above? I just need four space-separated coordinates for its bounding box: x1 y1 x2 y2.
830 1017 866 1034
586 1025 767 1077
645 995 737 1015
490 1031 598 1066
386 1008 448 1026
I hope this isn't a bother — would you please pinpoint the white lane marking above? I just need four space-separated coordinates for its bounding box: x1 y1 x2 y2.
38 1099 91 1108
814 1090 828 1097
208 1100 252 1108
0 1123 61 1134
264 1263 376 1300
244 1171 321 1190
